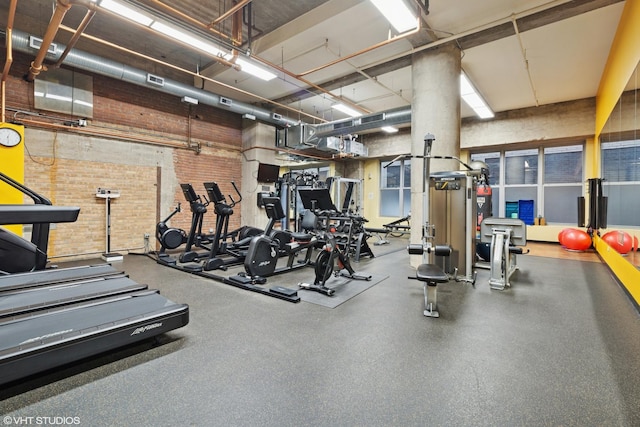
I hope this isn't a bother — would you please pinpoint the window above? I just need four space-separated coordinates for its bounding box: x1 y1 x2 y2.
471 143 585 224
504 148 538 222
602 140 640 226
380 159 411 217
543 145 583 223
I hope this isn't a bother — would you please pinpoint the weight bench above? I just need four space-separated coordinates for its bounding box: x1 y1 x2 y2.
480 218 529 290
408 244 452 318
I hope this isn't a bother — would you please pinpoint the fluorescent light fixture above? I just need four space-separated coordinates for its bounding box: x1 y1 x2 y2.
100 1 277 82
100 0 154 26
460 72 494 119
151 22 222 56
370 0 418 33
381 126 398 133
332 103 363 117
228 56 277 81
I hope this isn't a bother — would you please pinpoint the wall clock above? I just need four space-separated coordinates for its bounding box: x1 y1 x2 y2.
0 125 23 147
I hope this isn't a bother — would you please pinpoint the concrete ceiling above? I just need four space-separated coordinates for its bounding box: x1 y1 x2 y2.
0 0 628 125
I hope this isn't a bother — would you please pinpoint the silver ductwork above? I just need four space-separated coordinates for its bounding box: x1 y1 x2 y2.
9 29 413 143
312 106 411 139
10 29 298 127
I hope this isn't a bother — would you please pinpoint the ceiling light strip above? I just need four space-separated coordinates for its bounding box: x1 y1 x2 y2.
98 0 276 81
460 72 494 119
370 0 419 33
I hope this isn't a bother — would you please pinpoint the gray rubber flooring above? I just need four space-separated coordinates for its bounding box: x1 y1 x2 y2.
1 238 640 426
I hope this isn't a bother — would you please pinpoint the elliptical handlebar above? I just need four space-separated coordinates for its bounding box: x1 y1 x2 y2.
227 181 242 207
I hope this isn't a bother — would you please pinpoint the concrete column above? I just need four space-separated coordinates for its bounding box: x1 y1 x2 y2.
241 121 280 228
410 42 461 264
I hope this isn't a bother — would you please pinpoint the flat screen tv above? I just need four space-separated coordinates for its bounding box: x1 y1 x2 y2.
257 163 280 183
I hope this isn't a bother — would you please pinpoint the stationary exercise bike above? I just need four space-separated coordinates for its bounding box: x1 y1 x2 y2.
299 210 372 296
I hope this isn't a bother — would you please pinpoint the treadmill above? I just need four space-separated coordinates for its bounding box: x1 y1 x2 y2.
0 172 189 385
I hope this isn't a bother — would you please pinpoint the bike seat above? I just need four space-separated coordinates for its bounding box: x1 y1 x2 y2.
290 231 313 242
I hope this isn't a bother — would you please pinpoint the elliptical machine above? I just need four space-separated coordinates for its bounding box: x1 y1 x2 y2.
201 181 258 271
156 202 187 256
178 183 210 264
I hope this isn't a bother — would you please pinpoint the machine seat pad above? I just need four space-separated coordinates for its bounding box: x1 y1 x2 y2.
289 232 313 242
416 263 449 283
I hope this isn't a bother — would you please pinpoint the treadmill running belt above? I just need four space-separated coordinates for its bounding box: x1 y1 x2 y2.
0 264 122 292
0 276 148 318
0 290 189 385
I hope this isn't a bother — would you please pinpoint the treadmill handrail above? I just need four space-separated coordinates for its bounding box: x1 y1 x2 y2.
0 171 51 206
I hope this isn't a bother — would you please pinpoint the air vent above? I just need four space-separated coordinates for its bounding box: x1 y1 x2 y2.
360 113 385 124
333 121 353 130
219 97 233 106
146 74 165 87
272 113 283 121
28 36 57 55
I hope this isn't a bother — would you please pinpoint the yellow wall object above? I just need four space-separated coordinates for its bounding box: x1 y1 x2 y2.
593 234 640 306
0 123 25 235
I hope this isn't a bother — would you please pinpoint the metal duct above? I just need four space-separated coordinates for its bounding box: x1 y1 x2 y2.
9 29 413 139
10 29 298 127
312 106 411 140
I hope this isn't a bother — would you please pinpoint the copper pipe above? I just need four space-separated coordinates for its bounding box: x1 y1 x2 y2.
2 0 18 123
54 8 97 68
145 0 241 46
210 0 252 27
26 0 73 81
1 0 17 81
58 24 324 123
251 55 368 114
230 2 243 62
16 117 239 152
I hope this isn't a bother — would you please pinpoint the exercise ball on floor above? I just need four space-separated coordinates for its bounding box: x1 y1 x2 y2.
561 228 592 251
601 230 633 255
558 228 572 247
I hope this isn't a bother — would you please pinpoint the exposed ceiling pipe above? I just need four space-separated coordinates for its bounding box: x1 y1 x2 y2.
55 24 320 122
9 28 413 143
210 0 252 27
54 8 97 68
26 0 98 81
1 0 18 123
12 29 301 127
145 0 240 46
118 0 365 114
230 2 243 63
295 21 422 78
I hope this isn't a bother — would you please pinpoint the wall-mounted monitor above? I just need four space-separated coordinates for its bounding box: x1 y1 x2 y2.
257 163 280 183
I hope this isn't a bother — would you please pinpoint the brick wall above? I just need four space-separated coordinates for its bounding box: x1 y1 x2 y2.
6 51 244 261
26 157 157 258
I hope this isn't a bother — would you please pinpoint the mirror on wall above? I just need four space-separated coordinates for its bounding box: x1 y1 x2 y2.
600 62 640 267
